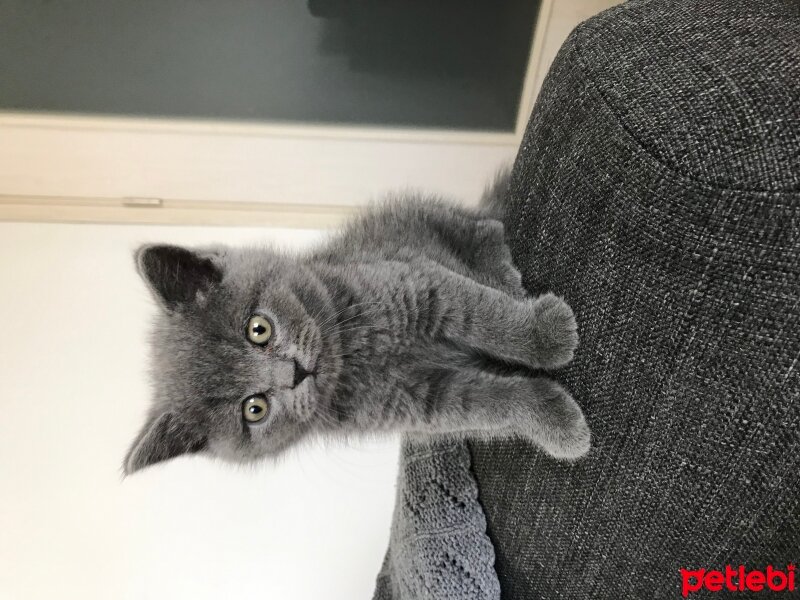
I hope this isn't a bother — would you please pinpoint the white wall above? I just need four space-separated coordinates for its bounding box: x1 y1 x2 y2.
0 221 400 600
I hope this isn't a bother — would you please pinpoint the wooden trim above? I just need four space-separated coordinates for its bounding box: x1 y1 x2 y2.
0 195 353 229
514 0 556 136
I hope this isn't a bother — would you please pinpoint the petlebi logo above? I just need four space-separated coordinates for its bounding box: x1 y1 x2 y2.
681 565 796 597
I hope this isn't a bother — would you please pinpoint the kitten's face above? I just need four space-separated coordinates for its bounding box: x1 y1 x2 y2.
124 245 340 474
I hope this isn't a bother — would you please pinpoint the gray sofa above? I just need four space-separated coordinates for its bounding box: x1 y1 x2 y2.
375 0 800 598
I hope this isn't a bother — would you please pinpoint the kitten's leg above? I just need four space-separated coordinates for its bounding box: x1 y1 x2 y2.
427 268 578 370
470 219 524 297
406 369 590 460
415 209 524 297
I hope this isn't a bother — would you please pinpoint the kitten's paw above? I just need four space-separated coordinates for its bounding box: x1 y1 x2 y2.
527 293 578 369
473 220 524 297
476 218 506 244
524 379 591 460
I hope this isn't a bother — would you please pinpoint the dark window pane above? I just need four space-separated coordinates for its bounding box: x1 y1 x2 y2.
0 0 539 131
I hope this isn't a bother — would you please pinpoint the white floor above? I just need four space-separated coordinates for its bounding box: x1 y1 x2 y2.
0 221 400 600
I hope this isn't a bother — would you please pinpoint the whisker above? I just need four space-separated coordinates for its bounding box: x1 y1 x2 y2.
315 301 387 332
307 303 330 324
312 402 347 429
313 305 351 330
319 300 386 323
321 309 386 337
323 327 392 344
319 352 355 362
333 325 390 336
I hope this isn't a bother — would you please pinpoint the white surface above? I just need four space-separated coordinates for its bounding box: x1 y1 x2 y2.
0 118 517 207
0 221 400 600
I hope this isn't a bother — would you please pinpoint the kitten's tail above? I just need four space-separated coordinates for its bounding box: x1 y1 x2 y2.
479 165 513 221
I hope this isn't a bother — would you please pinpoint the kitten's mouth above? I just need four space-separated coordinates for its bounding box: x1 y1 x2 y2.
292 360 315 388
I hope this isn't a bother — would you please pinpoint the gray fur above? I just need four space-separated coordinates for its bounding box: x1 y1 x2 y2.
479 164 513 221
124 193 590 474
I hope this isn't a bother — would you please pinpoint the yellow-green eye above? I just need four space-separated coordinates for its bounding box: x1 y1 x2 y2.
246 315 272 345
243 395 269 423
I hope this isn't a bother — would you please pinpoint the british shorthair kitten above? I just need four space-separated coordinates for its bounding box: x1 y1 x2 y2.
124 181 590 474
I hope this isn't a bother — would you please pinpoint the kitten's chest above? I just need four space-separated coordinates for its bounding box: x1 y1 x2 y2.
334 261 444 347
326 261 468 406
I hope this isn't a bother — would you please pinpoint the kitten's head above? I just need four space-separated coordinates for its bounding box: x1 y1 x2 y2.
124 244 341 475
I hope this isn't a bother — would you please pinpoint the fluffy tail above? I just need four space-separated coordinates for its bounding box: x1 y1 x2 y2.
479 165 513 221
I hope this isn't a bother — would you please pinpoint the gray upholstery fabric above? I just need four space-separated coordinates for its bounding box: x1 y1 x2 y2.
374 0 800 597
469 0 800 598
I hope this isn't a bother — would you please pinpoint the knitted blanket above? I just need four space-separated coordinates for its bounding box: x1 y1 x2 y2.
372 439 500 600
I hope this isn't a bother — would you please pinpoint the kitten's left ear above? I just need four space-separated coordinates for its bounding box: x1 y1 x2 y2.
123 411 207 475
135 244 223 311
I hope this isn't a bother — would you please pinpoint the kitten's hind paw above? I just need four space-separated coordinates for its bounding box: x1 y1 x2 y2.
524 379 591 460
527 293 579 370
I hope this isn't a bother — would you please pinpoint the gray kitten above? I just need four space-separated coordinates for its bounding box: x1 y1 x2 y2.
124 183 590 474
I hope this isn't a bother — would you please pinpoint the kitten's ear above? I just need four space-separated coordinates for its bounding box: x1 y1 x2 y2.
123 411 207 475
135 244 223 311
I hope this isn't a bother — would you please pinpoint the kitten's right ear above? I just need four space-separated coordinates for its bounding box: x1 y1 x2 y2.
123 411 207 475
135 244 223 311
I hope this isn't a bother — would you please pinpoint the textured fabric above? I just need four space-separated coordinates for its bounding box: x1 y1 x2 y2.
374 439 500 599
375 0 800 597
468 0 800 598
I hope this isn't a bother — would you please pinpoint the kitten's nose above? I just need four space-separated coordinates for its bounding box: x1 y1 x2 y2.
292 360 313 388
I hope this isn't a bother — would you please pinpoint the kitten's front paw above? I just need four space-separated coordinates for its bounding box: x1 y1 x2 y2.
527 293 578 369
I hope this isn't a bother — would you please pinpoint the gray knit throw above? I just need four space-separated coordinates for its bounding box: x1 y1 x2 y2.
373 438 500 600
